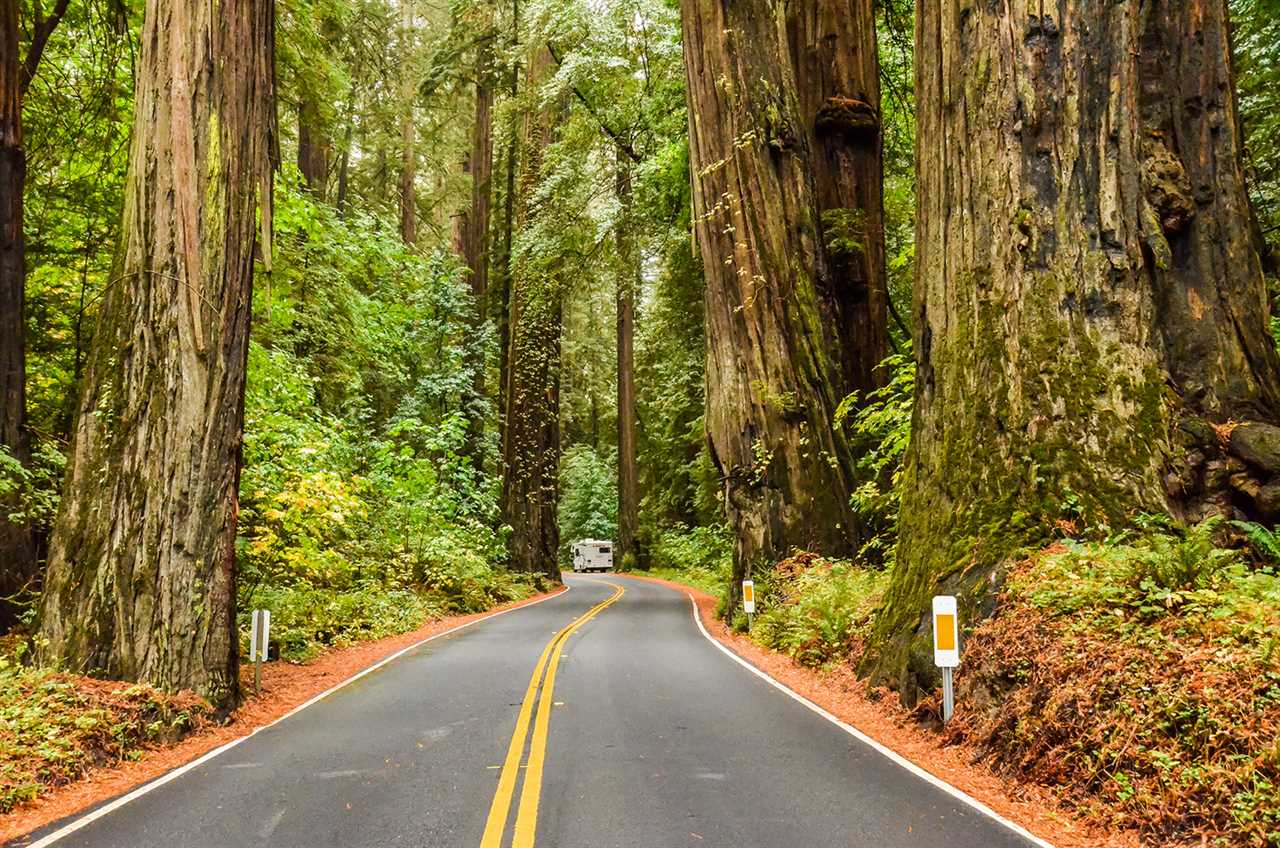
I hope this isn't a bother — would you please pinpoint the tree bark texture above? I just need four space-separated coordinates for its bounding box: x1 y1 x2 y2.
297 96 330 200
0 0 35 624
501 45 561 579
870 0 1280 702
681 0 861 593
615 165 642 570
36 0 275 708
786 0 889 401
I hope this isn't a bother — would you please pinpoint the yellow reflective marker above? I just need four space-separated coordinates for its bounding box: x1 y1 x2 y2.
935 613 956 651
742 580 755 614
480 581 624 848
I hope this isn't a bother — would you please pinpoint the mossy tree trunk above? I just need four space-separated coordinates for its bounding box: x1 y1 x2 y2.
36 0 275 708
297 96 330 200
787 0 889 400
869 0 1280 703
615 163 642 570
501 44 561 579
398 0 417 246
681 0 861 597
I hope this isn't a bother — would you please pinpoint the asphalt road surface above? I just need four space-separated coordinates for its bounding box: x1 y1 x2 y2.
19 575 1044 848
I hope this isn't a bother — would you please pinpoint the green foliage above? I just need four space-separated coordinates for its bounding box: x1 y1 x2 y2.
646 523 733 595
0 655 209 814
836 350 914 566
956 522 1280 845
0 442 65 537
751 555 888 669
558 445 618 561
1233 520 1280 569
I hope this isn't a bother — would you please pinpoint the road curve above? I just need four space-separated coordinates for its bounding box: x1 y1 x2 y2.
17 575 1041 848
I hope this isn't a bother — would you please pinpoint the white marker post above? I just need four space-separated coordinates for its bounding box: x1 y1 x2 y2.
931 596 960 723
250 609 271 695
742 580 756 631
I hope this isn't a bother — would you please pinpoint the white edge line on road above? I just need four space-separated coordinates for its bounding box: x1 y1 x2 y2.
683 592 1056 848
22 586 572 848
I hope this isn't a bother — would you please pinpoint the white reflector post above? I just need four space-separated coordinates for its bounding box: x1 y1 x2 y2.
932 595 960 723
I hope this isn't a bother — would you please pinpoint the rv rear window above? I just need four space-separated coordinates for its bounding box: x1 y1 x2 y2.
599 546 611 554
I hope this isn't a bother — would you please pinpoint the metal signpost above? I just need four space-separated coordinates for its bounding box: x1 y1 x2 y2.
250 609 271 695
742 580 755 631
931 595 960 723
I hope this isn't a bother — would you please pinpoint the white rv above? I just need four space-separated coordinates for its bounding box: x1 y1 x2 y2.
571 539 614 573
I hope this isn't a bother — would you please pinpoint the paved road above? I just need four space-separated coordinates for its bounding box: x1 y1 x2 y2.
19 576 1042 848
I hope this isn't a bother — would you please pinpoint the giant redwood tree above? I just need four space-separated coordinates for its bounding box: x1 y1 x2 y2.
501 44 562 579
37 0 276 706
681 0 867 587
870 0 1280 700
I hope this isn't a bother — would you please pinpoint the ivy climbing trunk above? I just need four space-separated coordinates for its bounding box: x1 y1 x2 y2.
36 0 276 708
615 164 642 570
786 0 888 400
0 0 34 626
501 44 561 579
681 0 861 596
869 0 1280 703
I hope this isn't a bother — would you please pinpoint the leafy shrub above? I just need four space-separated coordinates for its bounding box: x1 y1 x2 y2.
0 657 209 813
835 350 914 566
954 522 1280 845
751 553 888 668
646 523 733 595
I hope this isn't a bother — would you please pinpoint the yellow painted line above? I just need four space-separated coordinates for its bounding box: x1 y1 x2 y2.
511 584 622 847
480 581 624 848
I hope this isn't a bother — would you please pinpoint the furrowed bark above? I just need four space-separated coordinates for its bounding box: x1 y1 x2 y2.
501 44 561 579
0 0 35 625
37 0 275 708
786 0 889 400
870 0 1280 703
297 95 330 200
615 164 642 570
680 0 861 598
462 11 494 465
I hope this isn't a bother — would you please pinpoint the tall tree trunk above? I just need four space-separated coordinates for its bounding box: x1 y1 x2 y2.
297 96 330 200
787 0 888 400
869 0 1280 703
501 45 561 579
495 0 519 514
615 165 642 570
37 0 275 708
680 0 861 598
398 1 417 245
336 115 353 217
462 19 494 465
0 0 35 625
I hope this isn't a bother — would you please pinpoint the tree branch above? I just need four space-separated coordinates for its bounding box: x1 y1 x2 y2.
20 0 71 97
545 41 642 164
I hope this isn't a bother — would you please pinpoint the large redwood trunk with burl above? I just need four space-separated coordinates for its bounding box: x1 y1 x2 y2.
787 0 888 400
37 0 276 708
501 45 561 579
681 0 862 596
869 0 1280 703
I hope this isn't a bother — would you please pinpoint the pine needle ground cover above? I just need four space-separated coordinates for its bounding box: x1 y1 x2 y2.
0 656 209 814
952 526 1280 847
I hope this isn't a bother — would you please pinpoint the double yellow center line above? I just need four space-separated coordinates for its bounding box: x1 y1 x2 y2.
479 580 625 848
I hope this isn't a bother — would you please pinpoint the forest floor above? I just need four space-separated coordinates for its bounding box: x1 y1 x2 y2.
0 587 566 843
623 572 1139 848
